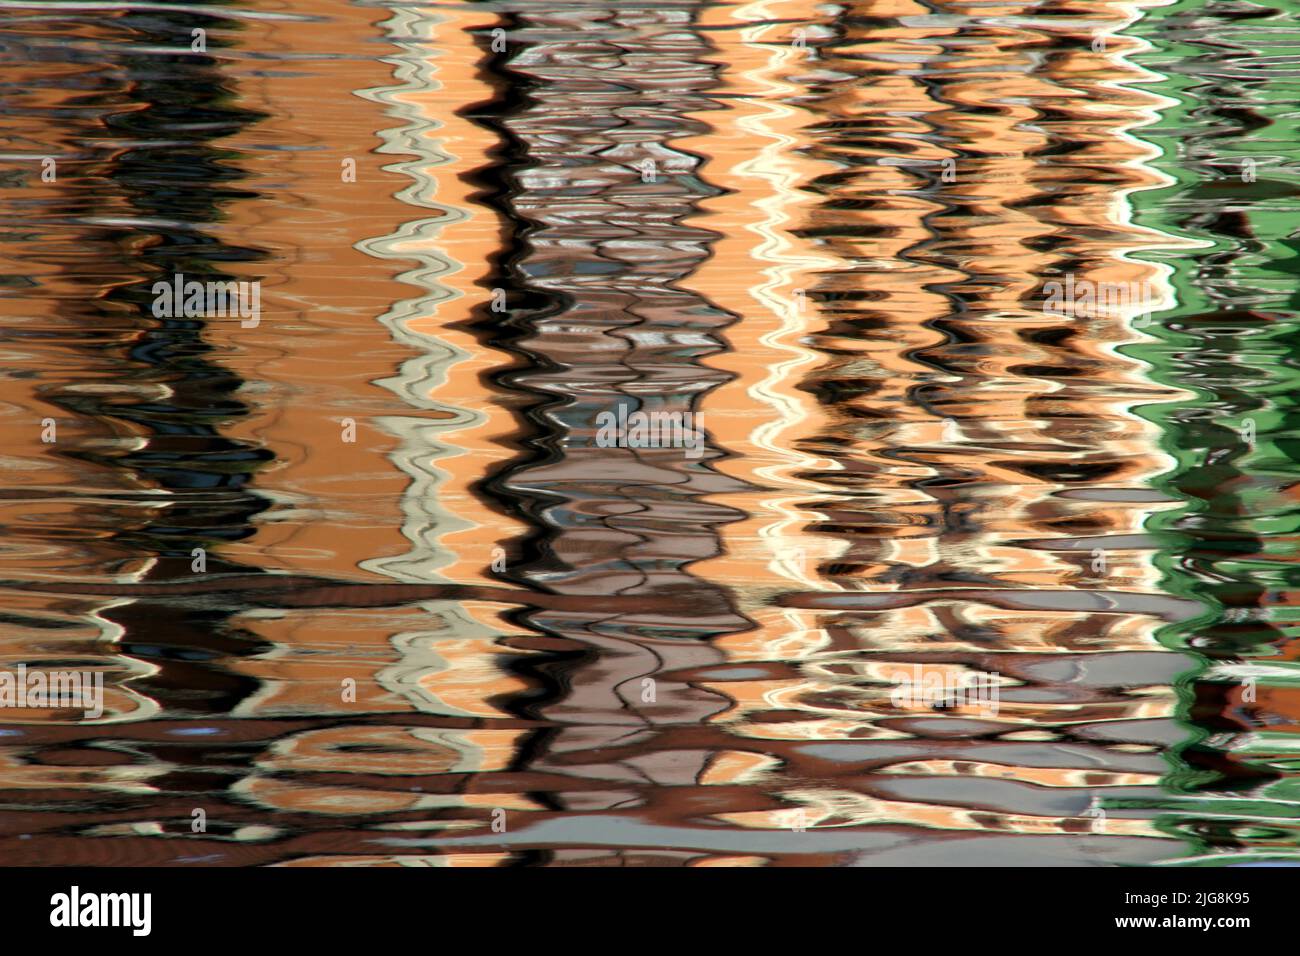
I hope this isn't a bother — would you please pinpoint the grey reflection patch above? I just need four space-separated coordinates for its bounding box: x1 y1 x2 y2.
997 687 1078 703
1018 652 1191 687
1055 488 1179 503
791 741 1163 772
1073 718 1186 746
852 834 1175 867
373 815 909 855
689 666 773 680
1019 534 1162 551
880 717 1020 737
793 742 931 763
870 776 1163 817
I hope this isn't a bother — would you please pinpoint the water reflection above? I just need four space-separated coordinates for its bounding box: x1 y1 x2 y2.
1123 0 1300 863
0 0 1296 866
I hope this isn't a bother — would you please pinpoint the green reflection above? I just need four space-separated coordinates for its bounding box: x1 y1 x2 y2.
1120 0 1300 864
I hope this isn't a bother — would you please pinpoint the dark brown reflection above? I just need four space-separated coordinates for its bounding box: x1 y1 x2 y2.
0 10 276 711
459 4 761 862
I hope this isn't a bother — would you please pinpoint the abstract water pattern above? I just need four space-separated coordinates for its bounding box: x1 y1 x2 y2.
0 0 1296 866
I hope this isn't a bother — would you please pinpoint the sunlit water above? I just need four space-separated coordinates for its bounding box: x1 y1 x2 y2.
0 0 1296 866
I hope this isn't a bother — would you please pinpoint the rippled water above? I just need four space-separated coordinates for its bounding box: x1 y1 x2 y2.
0 0 1297 866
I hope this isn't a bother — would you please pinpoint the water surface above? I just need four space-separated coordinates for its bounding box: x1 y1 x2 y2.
0 0 1297 866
